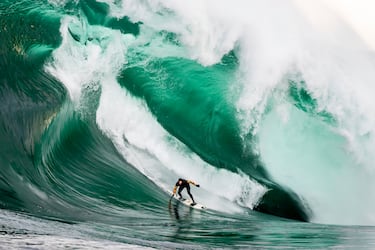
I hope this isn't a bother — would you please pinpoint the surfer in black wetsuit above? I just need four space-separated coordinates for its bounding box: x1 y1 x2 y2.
172 178 200 205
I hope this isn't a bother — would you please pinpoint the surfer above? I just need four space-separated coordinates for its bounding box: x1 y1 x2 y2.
172 178 200 205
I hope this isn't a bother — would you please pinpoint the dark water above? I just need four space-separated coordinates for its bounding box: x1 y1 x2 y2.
1 0 375 248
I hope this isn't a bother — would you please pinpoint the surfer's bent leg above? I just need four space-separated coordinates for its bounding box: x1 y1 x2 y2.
177 186 184 199
186 185 195 203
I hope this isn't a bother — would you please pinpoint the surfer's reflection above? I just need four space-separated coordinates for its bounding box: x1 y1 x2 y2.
168 199 193 221
168 199 195 238
168 199 180 220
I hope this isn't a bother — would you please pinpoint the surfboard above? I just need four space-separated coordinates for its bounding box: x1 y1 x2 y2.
169 193 206 210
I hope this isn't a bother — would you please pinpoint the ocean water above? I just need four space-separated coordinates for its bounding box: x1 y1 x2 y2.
2 0 375 248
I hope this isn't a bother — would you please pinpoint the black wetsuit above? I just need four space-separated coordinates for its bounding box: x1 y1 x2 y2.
176 179 195 203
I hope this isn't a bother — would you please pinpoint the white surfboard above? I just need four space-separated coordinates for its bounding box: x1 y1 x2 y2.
169 193 206 210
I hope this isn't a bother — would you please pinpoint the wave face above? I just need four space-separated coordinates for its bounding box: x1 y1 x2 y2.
2 2 375 243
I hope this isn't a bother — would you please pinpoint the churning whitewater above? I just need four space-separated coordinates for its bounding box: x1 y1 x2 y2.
2 0 375 248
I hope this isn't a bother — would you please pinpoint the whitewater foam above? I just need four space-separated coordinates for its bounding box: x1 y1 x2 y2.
46 15 132 104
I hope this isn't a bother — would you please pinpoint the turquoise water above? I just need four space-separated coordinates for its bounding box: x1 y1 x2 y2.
2 0 375 248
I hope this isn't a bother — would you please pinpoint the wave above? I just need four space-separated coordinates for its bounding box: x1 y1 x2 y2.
1 0 375 226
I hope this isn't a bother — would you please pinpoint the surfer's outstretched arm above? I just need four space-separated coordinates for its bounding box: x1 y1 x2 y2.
187 180 200 187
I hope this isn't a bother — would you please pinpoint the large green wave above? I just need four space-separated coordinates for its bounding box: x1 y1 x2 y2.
0 0 313 223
